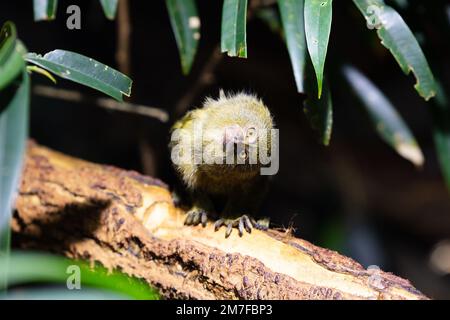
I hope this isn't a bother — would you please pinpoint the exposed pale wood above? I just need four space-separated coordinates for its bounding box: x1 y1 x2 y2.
12 142 428 300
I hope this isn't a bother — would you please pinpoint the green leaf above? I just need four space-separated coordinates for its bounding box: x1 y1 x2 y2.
0 45 24 91
99 0 119 20
0 22 17 65
278 0 307 93
33 0 58 21
25 50 132 101
165 0 200 74
221 0 248 58
0 22 26 91
0 71 30 290
352 0 436 100
304 0 333 98
343 65 424 166
430 82 450 192
304 62 333 145
0 251 160 300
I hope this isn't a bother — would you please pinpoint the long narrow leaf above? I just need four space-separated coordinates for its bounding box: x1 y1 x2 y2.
0 22 25 91
33 0 58 21
0 70 30 290
304 0 333 98
278 0 307 93
221 0 248 58
343 65 424 166
25 50 132 101
352 0 436 100
166 0 200 74
99 0 119 20
0 22 17 65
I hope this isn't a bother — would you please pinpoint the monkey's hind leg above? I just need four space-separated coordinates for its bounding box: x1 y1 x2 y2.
184 192 214 228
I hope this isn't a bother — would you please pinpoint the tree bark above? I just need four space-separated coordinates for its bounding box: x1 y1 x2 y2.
12 142 428 300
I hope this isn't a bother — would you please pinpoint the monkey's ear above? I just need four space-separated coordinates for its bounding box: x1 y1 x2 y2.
219 89 226 99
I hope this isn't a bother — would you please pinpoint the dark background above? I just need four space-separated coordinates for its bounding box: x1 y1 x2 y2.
2 0 450 298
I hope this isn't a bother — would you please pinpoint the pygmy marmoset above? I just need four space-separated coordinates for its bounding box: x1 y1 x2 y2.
170 91 275 238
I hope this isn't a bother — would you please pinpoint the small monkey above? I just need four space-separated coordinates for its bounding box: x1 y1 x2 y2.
170 91 274 237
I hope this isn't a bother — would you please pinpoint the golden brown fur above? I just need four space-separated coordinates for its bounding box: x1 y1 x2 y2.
169 91 274 237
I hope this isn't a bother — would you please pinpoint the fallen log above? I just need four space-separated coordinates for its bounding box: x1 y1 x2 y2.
12 142 428 300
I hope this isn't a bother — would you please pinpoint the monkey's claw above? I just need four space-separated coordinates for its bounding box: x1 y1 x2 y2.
184 209 208 227
214 215 255 238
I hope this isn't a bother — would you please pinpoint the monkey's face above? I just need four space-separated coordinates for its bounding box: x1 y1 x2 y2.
203 99 273 168
222 124 260 165
224 124 259 146
182 92 275 177
200 122 271 174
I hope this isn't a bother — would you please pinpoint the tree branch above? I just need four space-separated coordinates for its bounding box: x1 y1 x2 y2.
12 142 428 300
33 85 169 122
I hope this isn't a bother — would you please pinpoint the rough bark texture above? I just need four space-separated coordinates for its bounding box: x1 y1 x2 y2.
12 142 428 300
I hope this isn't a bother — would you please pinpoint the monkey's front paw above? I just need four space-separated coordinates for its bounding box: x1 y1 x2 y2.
214 215 256 238
184 208 208 227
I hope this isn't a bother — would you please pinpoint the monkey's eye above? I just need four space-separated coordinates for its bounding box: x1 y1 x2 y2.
246 126 258 143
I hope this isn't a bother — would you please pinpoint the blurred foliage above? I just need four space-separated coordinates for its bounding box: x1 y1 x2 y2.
0 251 160 300
0 22 29 291
0 20 137 298
343 65 424 166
